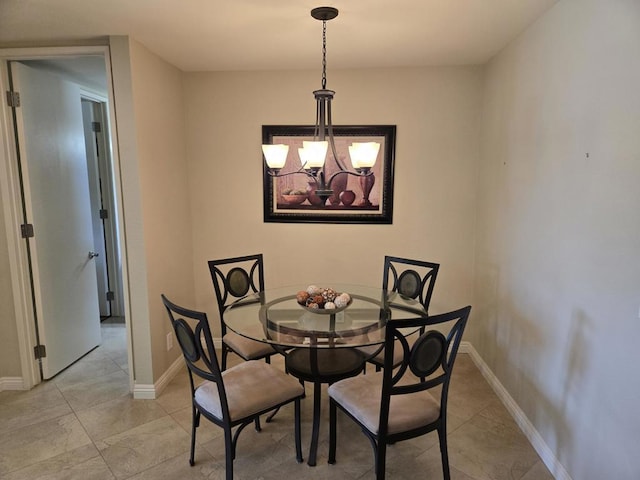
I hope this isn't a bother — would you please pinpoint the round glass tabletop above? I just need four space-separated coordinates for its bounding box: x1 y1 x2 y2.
225 284 426 348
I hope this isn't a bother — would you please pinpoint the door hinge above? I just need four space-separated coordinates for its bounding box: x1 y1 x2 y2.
91 121 101 133
6 90 20 107
20 223 34 238
34 344 46 359
106 291 115 301
99 209 109 219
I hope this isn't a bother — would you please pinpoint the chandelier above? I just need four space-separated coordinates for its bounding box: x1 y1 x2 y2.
262 6 381 207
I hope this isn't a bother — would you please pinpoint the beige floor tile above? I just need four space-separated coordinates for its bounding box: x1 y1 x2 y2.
447 359 503 423
59 369 130 412
52 354 123 390
170 405 225 444
126 451 224 479
382 444 477 480
0 413 93 475
0 382 72 436
202 426 304 480
260 459 361 479
2 444 114 480
76 395 169 441
96 415 190 479
440 410 542 480
154 369 193 414
521 460 554 480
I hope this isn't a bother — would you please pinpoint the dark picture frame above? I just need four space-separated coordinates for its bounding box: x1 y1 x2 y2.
262 125 396 224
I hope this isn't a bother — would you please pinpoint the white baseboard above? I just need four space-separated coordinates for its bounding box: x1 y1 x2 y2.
133 356 185 399
132 383 156 400
132 338 222 400
461 341 572 480
0 376 26 391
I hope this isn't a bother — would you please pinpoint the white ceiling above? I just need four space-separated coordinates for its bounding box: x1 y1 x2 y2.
0 0 557 72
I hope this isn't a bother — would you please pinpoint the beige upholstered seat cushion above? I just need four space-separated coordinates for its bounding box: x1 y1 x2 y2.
223 331 276 359
358 341 404 367
195 361 304 421
328 371 440 435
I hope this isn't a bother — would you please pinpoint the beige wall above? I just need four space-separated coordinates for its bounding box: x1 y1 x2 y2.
110 36 194 385
182 67 482 331
128 39 194 379
473 0 640 478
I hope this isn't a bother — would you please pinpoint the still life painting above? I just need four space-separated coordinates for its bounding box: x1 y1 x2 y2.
262 125 396 224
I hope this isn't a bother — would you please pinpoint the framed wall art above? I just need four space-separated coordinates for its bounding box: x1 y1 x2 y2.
262 125 396 224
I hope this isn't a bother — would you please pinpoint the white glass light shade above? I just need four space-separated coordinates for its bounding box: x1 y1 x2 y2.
349 142 380 169
298 147 312 169
300 140 328 168
262 144 289 169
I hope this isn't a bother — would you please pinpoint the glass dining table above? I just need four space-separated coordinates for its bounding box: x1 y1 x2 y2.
224 284 427 465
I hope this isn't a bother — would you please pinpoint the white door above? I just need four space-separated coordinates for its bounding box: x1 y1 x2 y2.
10 61 101 380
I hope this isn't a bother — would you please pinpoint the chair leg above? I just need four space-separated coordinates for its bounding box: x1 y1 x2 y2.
254 417 261 432
265 355 271 364
224 427 234 480
295 398 303 463
328 399 337 464
375 442 387 480
189 407 199 466
438 425 451 480
266 406 280 423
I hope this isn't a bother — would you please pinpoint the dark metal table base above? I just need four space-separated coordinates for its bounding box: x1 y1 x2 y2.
285 347 366 466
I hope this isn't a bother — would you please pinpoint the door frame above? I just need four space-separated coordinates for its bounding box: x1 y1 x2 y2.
81 94 124 319
0 45 133 390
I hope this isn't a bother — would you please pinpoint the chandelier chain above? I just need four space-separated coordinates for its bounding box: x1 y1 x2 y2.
321 20 327 89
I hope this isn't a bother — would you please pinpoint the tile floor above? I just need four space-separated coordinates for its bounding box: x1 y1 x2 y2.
0 319 554 479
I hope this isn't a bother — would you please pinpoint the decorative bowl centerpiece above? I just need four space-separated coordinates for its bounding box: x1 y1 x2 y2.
281 189 308 205
296 285 352 314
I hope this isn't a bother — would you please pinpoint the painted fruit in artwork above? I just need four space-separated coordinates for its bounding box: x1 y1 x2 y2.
339 189 356 206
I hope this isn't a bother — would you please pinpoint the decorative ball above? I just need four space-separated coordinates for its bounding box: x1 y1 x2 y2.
307 285 322 296
324 301 336 309
296 291 310 305
334 293 351 308
322 288 337 303
334 296 347 308
312 294 325 306
307 302 319 309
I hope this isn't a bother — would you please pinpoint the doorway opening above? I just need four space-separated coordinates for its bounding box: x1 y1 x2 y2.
0 47 131 389
81 97 123 322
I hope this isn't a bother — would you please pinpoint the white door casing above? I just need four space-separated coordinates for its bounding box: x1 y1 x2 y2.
11 61 102 379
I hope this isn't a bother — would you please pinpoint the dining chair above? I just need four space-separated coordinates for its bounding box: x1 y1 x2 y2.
328 305 471 480
208 254 276 371
361 255 440 371
161 294 304 479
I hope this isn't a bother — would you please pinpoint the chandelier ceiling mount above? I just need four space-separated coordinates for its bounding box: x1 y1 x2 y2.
262 6 380 207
